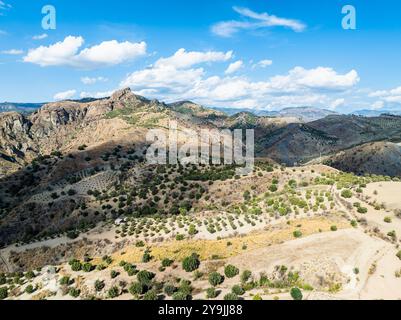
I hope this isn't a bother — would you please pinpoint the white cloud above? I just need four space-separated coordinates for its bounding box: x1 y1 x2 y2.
80 90 114 99
329 98 345 110
0 1 11 15
122 48 233 92
368 86 401 106
372 100 384 110
0 30 7 35
23 36 147 68
225 60 243 74
1 49 24 55
81 76 108 85
155 48 232 69
255 59 273 68
212 6 306 37
53 90 77 101
33 33 48 40
268 67 359 92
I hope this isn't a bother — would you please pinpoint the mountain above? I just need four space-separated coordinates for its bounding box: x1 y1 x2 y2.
351 109 401 117
0 102 44 114
212 106 337 122
325 141 401 177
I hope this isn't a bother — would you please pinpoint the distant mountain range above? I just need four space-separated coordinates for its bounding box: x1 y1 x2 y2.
0 102 45 114
2 100 401 123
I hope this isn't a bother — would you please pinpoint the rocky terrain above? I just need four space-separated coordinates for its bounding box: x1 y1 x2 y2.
0 88 401 301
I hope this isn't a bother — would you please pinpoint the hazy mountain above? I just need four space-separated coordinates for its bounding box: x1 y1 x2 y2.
0 102 44 114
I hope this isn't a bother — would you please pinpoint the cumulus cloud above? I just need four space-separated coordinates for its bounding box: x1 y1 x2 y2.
23 36 147 68
154 48 232 69
268 67 359 92
212 6 306 37
121 48 233 92
225 60 243 74
54 89 76 101
121 53 359 110
80 90 114 99
255 59 273 68
368 86 401 106
81 76 108 85
1 49 24 55
33 33 48 40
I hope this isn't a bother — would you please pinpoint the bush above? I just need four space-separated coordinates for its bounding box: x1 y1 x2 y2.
142 250 152 263
94 280 105 292
69 288 81 298
172 291 189 300
176 234 185 241
82 263 94 272
290 287 303 300
143 289 158 300
182 253 200 272
0 287 8 300
253 294 263 300
293 230 302 238
110 270 119 279
25 284 36 294
224 293 238 300
206 287 218 299
108 286 120 299
330 225 338 232
341 189 352 199
161 258 174 268
129 282 146 295
224 265 239 278
137 270 155 286
69 259 82 272
164 284 177 296
357 207 368 214
60 276 72 286
231 284 245 296
384 217 392 223
208 272 224 287
240 270 252 283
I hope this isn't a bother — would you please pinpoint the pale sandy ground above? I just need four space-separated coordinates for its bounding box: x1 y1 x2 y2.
364 182 401 210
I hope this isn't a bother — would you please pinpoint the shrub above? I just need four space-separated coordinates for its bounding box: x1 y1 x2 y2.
94 280 105 292
290 287 303 300
269 185 278 193
232 285 245 296
293 230 302 238
0 287 8 300
108 286 120 299
357 207 368 214
82 263 94 272
69 288 81 298
330 225 338 232
60 276 72 286
206 287 218 299
182 253 200 272
137 270 155 286
25 271 36 279
341 189 352 199
142 250 152 263
240 270 252 283
110 270 119 279
253 294 263 300
161 258 174 268
208 272 224 287
224 293 238 300
143 289 158 300
69 259 82 272
176 234 185 241
164 284 177 296
25 284 36 294
224 265 239 278
129 282 146 295
384 217 392 223
172 291 189 300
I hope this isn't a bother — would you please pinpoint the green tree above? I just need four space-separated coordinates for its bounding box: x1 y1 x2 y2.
290 287 303 300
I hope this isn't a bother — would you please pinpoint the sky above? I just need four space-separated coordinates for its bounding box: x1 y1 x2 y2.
1 0 401 113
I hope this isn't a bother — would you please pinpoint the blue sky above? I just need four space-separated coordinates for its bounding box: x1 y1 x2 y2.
1 0 401 112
